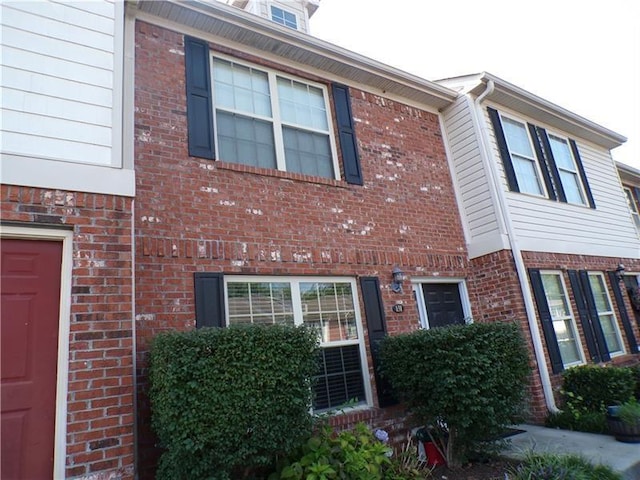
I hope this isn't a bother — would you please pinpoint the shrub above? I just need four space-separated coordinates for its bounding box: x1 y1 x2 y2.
379 322 531 467
545 410 607 434
560 365 635 413
149 324 319 480
507 452 622 480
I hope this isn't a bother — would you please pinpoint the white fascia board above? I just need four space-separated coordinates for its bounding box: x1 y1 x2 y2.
439 72 626 150
132 0 458 110
1 154 135 197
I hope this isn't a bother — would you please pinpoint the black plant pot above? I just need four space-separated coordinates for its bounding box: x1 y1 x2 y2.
606 414 640 443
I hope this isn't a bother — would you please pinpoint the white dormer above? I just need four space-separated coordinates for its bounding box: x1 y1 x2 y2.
224 0 320 33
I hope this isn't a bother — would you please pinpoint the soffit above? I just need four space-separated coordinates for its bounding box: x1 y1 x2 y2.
134 0 457 110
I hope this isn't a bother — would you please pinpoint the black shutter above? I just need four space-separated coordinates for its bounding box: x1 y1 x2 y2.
578 271 610 361
332 83 363 185
536 126 566 203
607 271 639 354
528 269 564 374
359 276 397 407
568 270 600 362
184 36 215 159
487 107 519 192
194 273 225 328
569 140 595 209
528 124 557 201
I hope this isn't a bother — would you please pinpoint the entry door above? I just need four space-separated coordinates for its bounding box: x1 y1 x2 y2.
1 239 62 479
421 283 465 328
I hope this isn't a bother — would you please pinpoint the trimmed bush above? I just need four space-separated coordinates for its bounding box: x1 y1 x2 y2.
149 324 319 480
379 322 531 467
561 365 635 412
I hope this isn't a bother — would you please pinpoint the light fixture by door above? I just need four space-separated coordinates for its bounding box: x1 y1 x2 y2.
391 267 404 293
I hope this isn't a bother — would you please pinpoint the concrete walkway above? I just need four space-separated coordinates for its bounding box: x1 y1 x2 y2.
501 424 640 480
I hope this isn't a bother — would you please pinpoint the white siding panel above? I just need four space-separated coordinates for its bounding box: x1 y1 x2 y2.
6 1 114 35
51 0 115 19
442 96 500 248
3 110 112 147
2 88 112 126
3 25 113 70
2 46 112 88
2 66 113 107
1 5 114 51
3 132 111 165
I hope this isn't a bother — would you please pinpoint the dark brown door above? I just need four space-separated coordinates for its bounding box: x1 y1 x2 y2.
421 283 465 328
1 239 62 480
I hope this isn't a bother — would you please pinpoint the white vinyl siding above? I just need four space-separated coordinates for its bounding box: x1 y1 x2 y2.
484 107 639 259
588 273 624 356
441 97 503 257
1 1 119 166
540 272 583 367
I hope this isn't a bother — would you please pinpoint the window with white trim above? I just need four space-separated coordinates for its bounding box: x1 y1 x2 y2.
211 56 338 179
547 134 586 205
270 5 298 29
225 276 369 411
623 187 640 231
540 272 583 366
500 115 545 196
588 273 624 355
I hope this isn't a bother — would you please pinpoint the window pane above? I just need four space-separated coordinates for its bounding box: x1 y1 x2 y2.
227 281 293 325
559 170 585 204
600 314 622 353
300 282 357 342
502 117 534 157
554 319 581 365
588 274 623 354
216 111 276 169
512 155 543 195
549 136 574 170
213 59 271 117
277 78 328 131
283 127 333 178
313 345 365 410
588 275 610 311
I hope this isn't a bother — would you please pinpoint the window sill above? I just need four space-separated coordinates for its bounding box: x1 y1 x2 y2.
214 160 351 188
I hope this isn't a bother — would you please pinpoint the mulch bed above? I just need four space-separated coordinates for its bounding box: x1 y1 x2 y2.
430 458 518 479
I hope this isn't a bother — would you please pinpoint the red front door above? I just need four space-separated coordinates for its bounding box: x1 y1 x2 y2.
1 238 62 479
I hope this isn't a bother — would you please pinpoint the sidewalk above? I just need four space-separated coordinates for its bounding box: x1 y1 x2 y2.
502 424 640 480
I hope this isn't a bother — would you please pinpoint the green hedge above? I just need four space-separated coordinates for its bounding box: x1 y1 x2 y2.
379 322 531 466
561 365 635 412
149 324 319 480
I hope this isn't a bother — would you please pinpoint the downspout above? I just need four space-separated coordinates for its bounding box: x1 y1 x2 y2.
471 79 559 414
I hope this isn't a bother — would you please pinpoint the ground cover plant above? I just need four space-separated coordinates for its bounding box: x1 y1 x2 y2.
379 322 531 468
149 324 319 480
506 452 622 480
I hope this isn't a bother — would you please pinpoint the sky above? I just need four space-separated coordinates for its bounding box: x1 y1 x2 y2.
308 0 640 169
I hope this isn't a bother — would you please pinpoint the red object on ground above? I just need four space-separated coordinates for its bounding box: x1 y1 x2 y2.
424 441 446 466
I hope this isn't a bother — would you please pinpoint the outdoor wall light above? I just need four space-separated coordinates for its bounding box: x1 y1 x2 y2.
615 263 626 282
391 266 405 293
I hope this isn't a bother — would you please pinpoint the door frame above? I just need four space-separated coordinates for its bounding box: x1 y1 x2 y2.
1 225 73 480
411 277 472 329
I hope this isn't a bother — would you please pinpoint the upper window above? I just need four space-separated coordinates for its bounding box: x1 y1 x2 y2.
500 116 545 196
211 57 338 179
588 273 624 356
270 6 298 29
548 134 586 205
225 276 369 411
541 272 583 367
623 187 640 231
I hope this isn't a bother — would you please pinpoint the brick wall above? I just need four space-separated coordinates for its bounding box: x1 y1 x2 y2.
1 185 135 480
134 20 472 476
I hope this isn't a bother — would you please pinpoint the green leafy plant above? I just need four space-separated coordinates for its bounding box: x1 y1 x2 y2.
618 398 640 426
379 322 531 468
507 452 622 480
270 423 393 480
149 324 319 479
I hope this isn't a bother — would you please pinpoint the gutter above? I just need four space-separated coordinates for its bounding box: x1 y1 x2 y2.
470 80 559 414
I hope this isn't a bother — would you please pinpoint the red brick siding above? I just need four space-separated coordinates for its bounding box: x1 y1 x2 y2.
134 20 472 476
1 185 135 479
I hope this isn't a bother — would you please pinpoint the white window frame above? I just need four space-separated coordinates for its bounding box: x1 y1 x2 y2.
210 53 340 180
540 271 585 368
546 132 587 206
588 272 625 357
223 275 372 409
623 187 640 231
499 113 547 197
411 278 472 330
270 4 298 29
